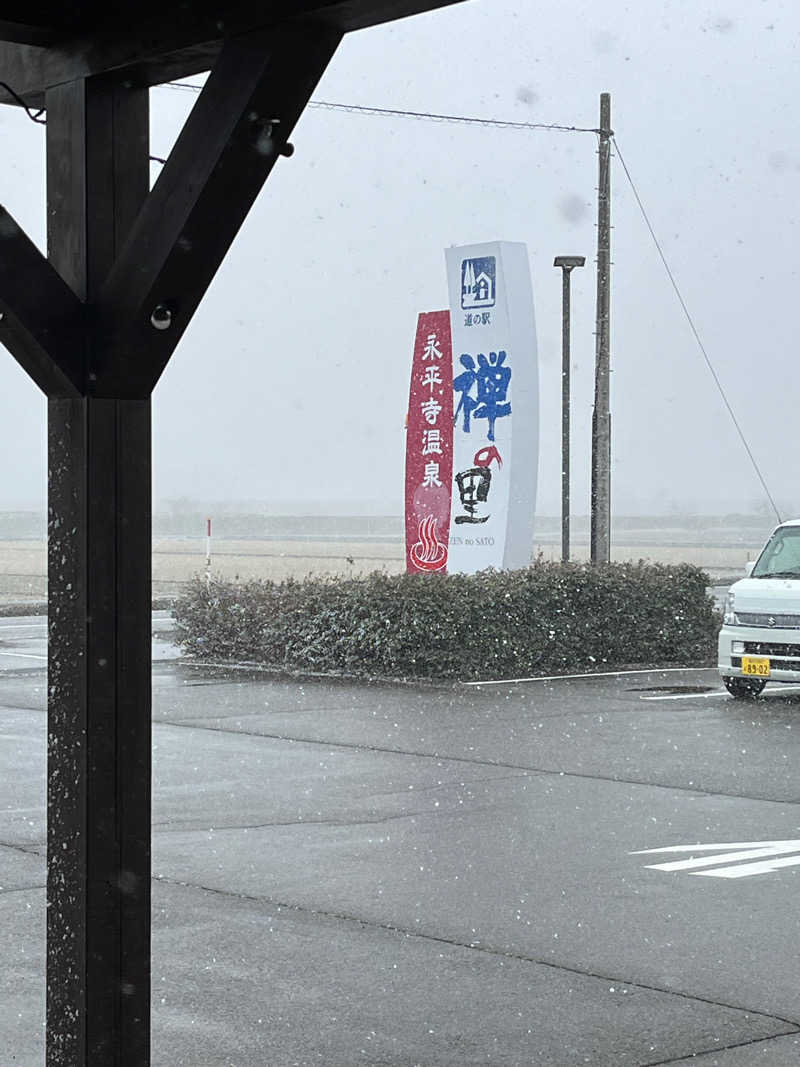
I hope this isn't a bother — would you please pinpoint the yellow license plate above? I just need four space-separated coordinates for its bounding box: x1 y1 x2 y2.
742 656 770 677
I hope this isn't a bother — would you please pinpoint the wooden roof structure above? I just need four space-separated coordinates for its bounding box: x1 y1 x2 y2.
0 0 460 105
0 2 463 1063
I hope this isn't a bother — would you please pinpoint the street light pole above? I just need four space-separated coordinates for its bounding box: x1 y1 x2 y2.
554 256 585 564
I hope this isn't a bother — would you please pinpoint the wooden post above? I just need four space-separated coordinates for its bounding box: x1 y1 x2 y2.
591 92 612 564
45 76 152 1065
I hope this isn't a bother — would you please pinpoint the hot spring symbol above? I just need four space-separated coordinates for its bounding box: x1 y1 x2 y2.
410 514 448 571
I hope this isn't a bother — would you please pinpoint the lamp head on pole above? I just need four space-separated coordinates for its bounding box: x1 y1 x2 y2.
553 255 586 270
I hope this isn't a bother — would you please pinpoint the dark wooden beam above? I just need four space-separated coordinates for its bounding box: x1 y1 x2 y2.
0 0 462 107
48 396 152 1066
315 0 463 31
0 28 222 109
0 206 85 394
46 76 150 301
46 75 152 1066
0 19 62 45
92 21 341 397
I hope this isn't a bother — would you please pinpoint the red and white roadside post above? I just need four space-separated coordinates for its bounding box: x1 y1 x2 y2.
205 516 212 584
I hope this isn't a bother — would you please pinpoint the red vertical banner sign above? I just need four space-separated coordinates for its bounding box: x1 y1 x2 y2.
405 311 454 573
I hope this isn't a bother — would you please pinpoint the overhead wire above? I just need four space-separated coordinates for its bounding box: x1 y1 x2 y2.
612 136 782 524
306 100 599 134
164 81 599 133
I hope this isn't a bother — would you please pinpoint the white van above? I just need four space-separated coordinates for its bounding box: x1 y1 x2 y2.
718 519 800 697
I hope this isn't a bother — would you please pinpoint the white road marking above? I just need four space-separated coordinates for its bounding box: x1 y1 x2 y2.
463 666 717 687
640 684 800 701
641 843 800 872
695 855 800 878
639 691 728 701
0 651 46 660
634 840 800 854
633 840 800 879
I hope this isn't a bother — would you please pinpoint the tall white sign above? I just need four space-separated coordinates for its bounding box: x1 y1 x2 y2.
445 241 538 574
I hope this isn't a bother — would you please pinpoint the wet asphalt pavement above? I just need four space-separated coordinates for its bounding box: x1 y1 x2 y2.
2 615 800 1065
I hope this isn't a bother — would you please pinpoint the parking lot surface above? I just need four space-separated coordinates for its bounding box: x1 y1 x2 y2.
2 620 800 1065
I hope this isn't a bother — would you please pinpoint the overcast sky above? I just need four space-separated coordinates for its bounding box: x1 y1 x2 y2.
0 0 798 516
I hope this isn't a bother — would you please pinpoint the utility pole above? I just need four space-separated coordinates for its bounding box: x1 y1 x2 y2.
554 256 585 563
591 91 612 564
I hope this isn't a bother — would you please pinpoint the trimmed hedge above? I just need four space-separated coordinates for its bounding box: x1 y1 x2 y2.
172 561 720 682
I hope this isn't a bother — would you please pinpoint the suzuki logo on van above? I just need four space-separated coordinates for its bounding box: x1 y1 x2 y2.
768 616 776 627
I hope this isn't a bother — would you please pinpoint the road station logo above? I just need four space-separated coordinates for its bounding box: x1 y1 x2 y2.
460 256 496 310
632 839 800 879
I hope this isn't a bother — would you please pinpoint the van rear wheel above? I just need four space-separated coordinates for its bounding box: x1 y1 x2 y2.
723 676 766 698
